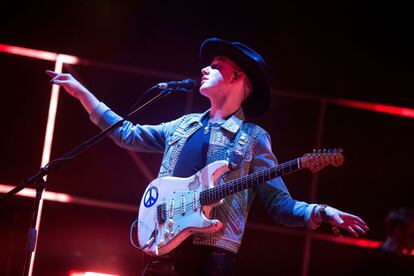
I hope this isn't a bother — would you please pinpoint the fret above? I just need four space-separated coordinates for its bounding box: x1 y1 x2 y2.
200 158 301 206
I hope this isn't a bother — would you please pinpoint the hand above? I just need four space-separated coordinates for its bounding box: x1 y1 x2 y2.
46 70 89 99
321 205 369 237
45 70 100 114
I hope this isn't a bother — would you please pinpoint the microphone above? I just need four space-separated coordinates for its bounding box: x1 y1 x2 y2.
157 79 197 91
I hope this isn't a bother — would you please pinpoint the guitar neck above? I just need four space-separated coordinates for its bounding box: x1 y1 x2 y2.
200 158 301 205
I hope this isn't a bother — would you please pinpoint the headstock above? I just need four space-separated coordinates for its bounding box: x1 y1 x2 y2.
300 148 344 173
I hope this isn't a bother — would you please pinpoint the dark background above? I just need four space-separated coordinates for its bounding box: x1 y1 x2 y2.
0 1 413 275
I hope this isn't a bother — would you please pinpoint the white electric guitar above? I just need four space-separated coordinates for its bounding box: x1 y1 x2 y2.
137 148 343 256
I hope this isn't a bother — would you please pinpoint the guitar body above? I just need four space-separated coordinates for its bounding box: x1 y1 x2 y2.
137 160 230 256
137 148 343 256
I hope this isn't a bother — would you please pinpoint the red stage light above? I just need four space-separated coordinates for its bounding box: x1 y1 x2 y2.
0 43 79 64
331 98 414 119
69 271 119 276
0 184 71 202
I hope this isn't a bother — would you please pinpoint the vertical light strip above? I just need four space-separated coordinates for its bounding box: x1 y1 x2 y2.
301 101 327 276
40 57 64 168
27 55 64 276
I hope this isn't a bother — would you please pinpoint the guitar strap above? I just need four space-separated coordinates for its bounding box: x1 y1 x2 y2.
228 122 260 171
209 122 260 220
172 113 260 173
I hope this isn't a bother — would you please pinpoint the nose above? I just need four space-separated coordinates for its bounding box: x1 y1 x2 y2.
201 66 210 75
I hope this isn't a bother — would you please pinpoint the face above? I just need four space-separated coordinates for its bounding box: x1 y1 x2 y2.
199 56 241 99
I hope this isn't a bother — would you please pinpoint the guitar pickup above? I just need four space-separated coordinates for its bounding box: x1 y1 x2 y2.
157 203 167 224
181 195 186 215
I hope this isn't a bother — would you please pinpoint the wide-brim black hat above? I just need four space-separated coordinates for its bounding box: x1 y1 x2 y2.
199 38 271 116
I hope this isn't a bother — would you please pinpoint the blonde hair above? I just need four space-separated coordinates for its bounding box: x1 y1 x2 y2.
242 75 252 102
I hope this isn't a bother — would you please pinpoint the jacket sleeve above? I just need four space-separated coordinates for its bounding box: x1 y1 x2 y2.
89 102 178 153
251 130 319 229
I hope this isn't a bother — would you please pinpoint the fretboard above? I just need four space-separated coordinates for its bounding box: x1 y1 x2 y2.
200 158 301 206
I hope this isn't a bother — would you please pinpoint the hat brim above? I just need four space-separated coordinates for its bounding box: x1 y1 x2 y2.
200 38 271 116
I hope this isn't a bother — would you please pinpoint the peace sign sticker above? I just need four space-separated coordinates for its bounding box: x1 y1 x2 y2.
143 186 159 208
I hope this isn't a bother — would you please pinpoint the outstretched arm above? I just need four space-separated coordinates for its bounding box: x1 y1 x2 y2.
45 70 170 153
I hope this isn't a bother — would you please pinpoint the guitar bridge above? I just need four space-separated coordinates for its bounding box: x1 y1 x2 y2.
157 203 167 224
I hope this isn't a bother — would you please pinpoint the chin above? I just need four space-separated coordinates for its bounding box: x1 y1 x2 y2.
199 86 209 96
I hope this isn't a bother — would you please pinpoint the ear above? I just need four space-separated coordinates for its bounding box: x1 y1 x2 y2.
233 71 245 81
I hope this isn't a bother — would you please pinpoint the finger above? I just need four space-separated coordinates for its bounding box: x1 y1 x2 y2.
347 215 367 226
346 225 359 237
45 70 58 77
358 222 369 231
353 224 367 235
50 74 69 83
347 216 369 231
51 80 69 85
50 76 61 83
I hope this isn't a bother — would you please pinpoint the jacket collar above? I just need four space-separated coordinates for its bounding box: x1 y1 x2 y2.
187 108 245 134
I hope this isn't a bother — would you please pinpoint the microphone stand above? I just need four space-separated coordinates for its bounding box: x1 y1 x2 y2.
1 86 175 276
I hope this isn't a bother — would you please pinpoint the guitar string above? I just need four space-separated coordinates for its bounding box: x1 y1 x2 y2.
170 159 297 216
167 158 297 218
200 159 300 204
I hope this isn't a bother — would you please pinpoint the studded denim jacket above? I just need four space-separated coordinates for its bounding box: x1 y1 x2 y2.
90 102 317 253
